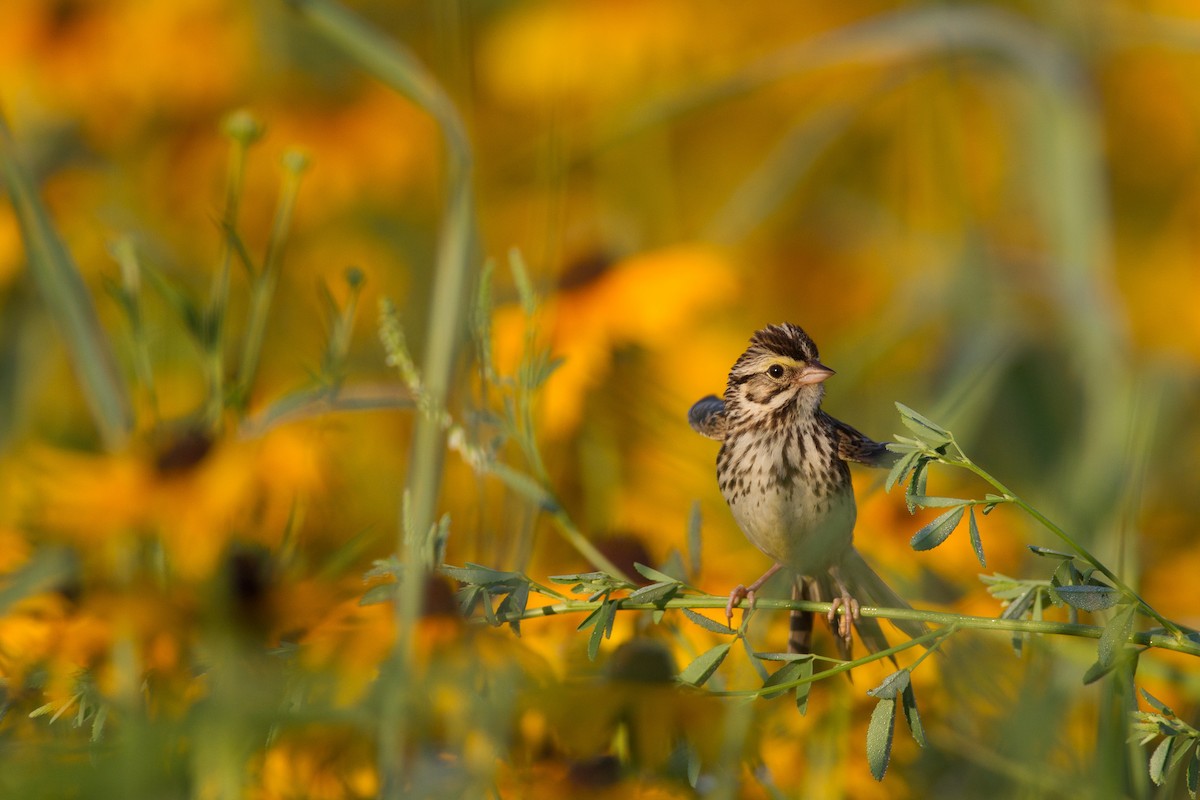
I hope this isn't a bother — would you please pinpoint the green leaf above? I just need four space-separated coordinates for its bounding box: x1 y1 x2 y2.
633 563 681 585
1187 753 1197 798
754 652 816 662
508 248 538 316
866 696 896 781
895 402 951 446
657 550 689 583
587 600 616 660
358 583 396 607
549 572 610 585
761 657 814 699
496 582 529 635
455 584 483 616
1141 689 1175 717
1150 736 1173 786
577 599 606 631
968 507 986 568
795 658 814 715
910 506 966 551
681 608 736 636
867 669 911 700
907 496 968 508
28 702 58 719
901 684 926 747
885 449 920 494
1082 657 1117 686
1000 586 1037 620
528 353 564 390
1056 585 1122 612
741 635 769 683
687 744 701 788
1001 586 1038 656
1050 560 1085 597
1028 545 1077 560
678 643 732 687
90 705 107 742
626 581 679 605
905 459 929 513
439 564 522 587
1170 737 1195 775
1097 603 1136 669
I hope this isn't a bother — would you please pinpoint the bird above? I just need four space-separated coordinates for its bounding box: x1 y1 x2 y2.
689 323 925 656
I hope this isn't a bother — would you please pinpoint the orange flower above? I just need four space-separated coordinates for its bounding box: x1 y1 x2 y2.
253 726 378 800
2 0 254 146
17 424 325 580
493 244 737 435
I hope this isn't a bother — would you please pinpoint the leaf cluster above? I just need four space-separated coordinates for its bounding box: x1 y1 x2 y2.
886 403 1200 782
1134 689 1200 797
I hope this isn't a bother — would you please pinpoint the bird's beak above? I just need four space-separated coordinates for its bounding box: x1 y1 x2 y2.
796 361 835 385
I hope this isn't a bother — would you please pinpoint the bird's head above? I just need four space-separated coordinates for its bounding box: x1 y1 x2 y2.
724 323 834 415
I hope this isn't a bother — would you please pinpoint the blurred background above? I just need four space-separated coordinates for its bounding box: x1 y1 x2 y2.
2 0 1200 797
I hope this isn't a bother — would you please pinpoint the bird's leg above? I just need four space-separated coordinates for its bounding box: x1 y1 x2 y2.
827 565 861 644
725 563 783 623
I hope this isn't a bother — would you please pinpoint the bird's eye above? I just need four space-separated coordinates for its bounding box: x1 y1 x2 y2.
767 364 785 379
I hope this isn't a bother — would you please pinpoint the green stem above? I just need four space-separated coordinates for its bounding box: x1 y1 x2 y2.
714 627 953 696
204 128 252 430
236 154 307 406
546 506 632 584
281 4 475 796
493 595 1200 658
955 455 1185 640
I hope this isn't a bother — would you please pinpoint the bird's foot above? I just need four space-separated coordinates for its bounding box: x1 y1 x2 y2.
827 592 860 644
724 563 784 624
725 584 754 623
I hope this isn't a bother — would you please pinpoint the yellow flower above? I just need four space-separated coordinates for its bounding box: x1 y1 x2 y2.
18 424 325 580
253 726 378 800
0 592 70 687
478 0 696 110
493 244 737 435
2 0 253 145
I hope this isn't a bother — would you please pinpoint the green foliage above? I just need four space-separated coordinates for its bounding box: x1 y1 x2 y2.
888 403 1200 782
28 672 108 743
1134 690 1200 797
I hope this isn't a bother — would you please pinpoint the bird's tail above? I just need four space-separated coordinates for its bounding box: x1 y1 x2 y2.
837 547 928 654
788 578 817 654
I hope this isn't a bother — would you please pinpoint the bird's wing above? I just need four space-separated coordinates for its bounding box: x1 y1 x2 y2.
826 414 899 468
688 395 729 440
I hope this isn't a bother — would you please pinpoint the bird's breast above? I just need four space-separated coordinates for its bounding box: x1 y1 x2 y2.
717 425 855 573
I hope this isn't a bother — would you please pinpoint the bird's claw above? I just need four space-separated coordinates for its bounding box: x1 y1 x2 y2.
828 594 860 642
725 584 756 623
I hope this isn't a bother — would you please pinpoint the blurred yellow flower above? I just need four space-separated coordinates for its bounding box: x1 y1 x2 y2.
0 593 70 687
19 424 325 580
254 726 378 800
2 0 253 144
494 244 738 435
479 0 696 110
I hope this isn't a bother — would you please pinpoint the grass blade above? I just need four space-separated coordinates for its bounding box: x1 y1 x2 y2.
0 116 131 449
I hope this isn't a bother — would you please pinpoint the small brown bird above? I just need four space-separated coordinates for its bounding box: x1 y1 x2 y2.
689 323 925 655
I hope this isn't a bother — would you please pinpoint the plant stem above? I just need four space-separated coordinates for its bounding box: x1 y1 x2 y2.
955 454 1186 640
545 505 632 584
492 595 1200 658
713 627 953 695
